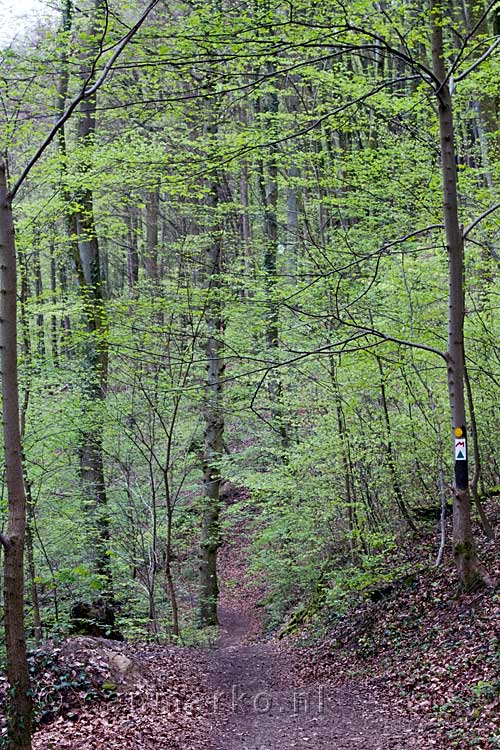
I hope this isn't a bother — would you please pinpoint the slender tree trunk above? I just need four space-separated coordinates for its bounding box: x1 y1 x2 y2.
285 80 300 280
199 111 224 627
145 184 160 282
257 68 289 449
0 161 33 750
70 0 114 599
26 504 42 645
460 0 498 192
431 1 487 590
431 392 448 567
286 164 300 280
164 503 180 638
375 355 417 532
239 163 251 244
126 202 139 291
49 239 59 364
464 363 495 540
144 460 158 635
239 162 252 290
199 222 224 626
160 386 182 639
19 247 43 646
59 262 72 356
411 365 449 564
33 246 45 359
329 354 365 555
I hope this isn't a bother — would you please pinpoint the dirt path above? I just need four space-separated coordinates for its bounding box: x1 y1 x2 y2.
205 603 420 750
30 531 427 750
206 536 421 750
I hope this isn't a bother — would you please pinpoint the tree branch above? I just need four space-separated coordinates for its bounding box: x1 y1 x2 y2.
463 202 500 238
358 327 449 361
454 36 500 84
445 0 499 83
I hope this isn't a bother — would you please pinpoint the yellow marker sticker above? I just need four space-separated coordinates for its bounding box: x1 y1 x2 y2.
454 427 463 437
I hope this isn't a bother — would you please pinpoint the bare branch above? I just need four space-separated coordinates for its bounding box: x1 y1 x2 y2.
463 202 500 238
289 18 439 86
288 326 448 362
357 327 448 361
455 36 500 83
461 0 500 47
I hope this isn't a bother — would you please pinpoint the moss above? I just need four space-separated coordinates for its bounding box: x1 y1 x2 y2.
453 541 474 560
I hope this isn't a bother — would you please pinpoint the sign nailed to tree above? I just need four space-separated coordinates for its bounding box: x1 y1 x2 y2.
454 438 467 461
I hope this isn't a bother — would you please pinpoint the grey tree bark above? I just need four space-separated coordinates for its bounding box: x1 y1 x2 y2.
126 202 140 291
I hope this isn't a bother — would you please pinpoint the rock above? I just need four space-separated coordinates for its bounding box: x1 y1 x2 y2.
108 653 133 675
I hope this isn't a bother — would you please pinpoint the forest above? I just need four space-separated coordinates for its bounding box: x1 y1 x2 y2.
0 0 499 748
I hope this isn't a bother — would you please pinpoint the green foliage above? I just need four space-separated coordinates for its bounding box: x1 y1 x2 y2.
1 0 499 654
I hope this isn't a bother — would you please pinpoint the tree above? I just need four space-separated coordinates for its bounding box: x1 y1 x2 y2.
430 0 488 589
0 162 33 750
199 105 225 627
71 0 114 600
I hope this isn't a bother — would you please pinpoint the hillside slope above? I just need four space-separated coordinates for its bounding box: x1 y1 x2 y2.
293 508 500 749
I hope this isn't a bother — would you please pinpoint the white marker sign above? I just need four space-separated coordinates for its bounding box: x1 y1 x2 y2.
454 438 467 461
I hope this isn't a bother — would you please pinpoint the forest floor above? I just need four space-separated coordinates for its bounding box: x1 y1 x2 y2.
25 507 500 750
30 532 419 749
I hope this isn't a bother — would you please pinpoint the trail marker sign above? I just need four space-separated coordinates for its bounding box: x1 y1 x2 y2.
454 438 467 461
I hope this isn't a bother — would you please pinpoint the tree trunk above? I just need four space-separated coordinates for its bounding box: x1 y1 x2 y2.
239 162 252 290
464 363 495 540
59 261 72 356
285 80 300 281
375 354 417 532
33 246 45 359
145 184 160 282
431 1 487 590
199 225 224 625
71 0 113 599
199 113 224 627
286 164 300 281
257 68 289 449
19 245 43 646
460 0 498 193
329 354 365 555
0 161 33 750
126 202 139 291
164 507 180 638
49 239 59 364
26 505 42 645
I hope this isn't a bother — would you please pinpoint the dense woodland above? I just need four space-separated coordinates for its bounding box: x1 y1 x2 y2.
0 0 499 747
